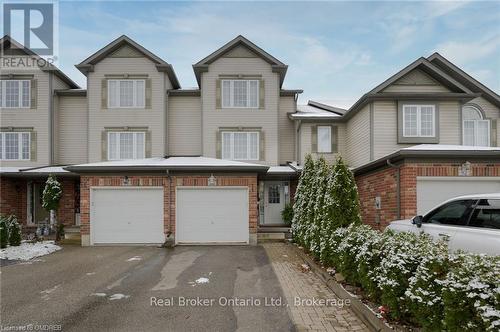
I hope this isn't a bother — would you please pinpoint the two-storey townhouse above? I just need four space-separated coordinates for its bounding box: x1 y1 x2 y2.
1 34 499 246
0 36 81 231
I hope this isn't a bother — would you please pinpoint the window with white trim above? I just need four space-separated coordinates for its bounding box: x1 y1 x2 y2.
221 80 259 108
463 105 490 147
221 131 259 160
107 132 145 160
317 126 332 153
0 132 30 160
108 80 145 108
402 104 435 137
0 80 30 108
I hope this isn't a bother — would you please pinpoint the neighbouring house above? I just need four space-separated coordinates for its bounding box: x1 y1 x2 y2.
0 34 498 245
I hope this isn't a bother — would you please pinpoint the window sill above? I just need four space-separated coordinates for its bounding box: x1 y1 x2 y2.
218 107 261 111
398 136 439 144
0 107 32 111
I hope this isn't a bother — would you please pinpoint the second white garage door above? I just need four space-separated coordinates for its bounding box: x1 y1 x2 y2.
91 187 164 245
417 177 500 215
176 187 249 244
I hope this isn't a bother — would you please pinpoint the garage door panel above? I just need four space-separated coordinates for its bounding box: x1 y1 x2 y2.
91 188 164 244
176 188 249 243
417 177 500 215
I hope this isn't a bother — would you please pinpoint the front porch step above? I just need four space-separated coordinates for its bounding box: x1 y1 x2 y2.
64 226 81 241
258 232 286 243
258 226 291 233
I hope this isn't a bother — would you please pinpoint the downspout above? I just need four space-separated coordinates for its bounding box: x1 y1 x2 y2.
295 120 302 164
49 72 54 164
386 159 401 220
164 169 174 247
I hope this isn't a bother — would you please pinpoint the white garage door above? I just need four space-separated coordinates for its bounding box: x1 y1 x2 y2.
176 187 249 244
91 187 164 245
417 177 500 214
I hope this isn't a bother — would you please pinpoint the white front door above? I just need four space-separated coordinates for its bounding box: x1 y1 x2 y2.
263 181 288 225
91 187 164 245
176 187 249 244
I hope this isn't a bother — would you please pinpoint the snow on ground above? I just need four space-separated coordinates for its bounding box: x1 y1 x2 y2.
126 256 142 262
195 277 210 284
91 293 107 297
109 293 130 300
0 241 61 261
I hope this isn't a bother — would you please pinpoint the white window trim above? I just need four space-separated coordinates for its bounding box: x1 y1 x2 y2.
317 126 332 153
107 131 146 160
221 79 259 109
462 119 490 147
221 131 260 161
107 79 145 109
402 104 436 138
0 80 30 109
0 132 30 160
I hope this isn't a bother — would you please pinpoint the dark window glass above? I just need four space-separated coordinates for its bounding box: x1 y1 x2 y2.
469 199 500 230
423 199 476 226
268 186 280 204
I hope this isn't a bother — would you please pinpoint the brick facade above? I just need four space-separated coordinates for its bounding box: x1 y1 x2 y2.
356 161 500 230
79 174 258 245
0 177 78 227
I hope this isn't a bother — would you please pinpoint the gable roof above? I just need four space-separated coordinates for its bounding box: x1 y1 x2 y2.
192 35 288 87
1 35 80 89
75 35 180 89
428 52 500 107
340 57 479 121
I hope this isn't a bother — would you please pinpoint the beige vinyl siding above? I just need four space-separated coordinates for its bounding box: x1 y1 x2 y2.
168 95 202 156
439 101 461 144
53 75 71 90
0 57 50 166
382 69 451 93
56 96 88 164
300 123 346 163
87 56 171 162
345 105 370 167
373 101 410 159
201 56 279 165
278 96 295 164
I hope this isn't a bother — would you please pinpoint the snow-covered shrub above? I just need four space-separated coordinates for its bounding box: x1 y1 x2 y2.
291 154 314 246
42 175 62 212
308 157 329 257
0 216 9 248
7 215 22 246
320 226 348 268
405 238 449 330
372 231 436 320
439 253 500 331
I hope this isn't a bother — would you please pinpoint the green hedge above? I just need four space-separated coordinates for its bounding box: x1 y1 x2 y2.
291 155 500 330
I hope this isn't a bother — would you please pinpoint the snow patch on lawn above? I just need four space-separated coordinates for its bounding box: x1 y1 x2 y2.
86 272 96 276
109 293 130 300
91 293 107 297
0 241 61 261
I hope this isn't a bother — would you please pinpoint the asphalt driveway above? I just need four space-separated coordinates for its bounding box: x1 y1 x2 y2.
0 245 294 332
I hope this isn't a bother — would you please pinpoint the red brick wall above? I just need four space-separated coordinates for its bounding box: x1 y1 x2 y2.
79 174 258 239
0 177 27 223
57 179 78 226
355 167 398 230
356 162 500 230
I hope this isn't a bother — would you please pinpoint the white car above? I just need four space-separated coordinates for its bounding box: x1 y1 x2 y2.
387 193 500 255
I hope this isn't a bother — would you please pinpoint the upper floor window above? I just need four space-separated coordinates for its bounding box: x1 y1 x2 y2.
0 132 30 160
108 132 145 160
317 126 332 153
463 105 490 147
402 104 435 137
0 80 30 108
108 80 145 108
222 80 259 108
222 131 259 160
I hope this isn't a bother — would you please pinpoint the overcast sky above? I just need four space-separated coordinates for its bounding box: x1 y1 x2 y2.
54 1 499 108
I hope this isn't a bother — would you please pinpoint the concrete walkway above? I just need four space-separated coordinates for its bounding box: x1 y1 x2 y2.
263 243 370 332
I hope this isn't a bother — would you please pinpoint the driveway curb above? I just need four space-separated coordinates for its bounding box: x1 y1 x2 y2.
288 243 392 332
